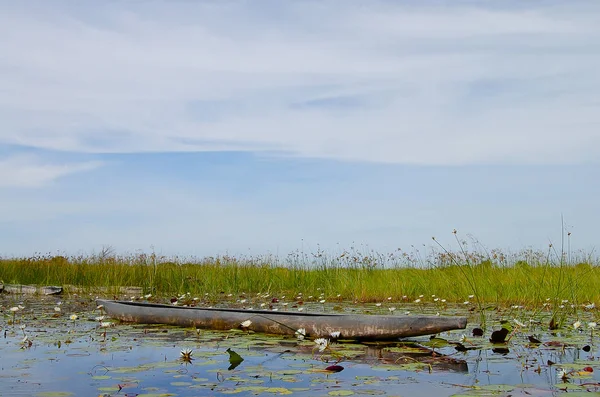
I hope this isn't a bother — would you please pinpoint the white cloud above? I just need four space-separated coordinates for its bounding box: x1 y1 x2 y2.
0 154 102 188
0 1 599 164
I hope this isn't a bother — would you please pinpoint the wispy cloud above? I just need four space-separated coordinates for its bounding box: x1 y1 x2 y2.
1 1 599 164
0 154 102 188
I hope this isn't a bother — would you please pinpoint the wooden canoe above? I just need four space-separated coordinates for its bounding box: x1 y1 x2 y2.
97 299 467 341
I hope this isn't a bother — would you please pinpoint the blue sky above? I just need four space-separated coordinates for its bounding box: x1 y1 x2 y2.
0 1 599 258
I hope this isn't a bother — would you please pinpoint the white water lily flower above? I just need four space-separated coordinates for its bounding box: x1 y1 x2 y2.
314 338 328 352
414 299 421 303
459 334 467 343
404 311 411 315
588 322 597 329
240 320 252 328
319 299 326 304
585 303 596 310
100 322 113 328
441 299 447 303
557 368 568 381
468 295 475 299
330 331 341 338
295 328 306 340
463 301 470 305
298 308 304 312
54 307 61 312
144 294 152 299
389 307 396 313
240 299 247 304
180 348 193 359
10 307 20 312
387 297 391 300
70 314 78 320
573 321 582 330
375 303 382 307
95 316 105 322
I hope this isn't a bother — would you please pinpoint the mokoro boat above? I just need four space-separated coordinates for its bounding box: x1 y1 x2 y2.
97 300 467 341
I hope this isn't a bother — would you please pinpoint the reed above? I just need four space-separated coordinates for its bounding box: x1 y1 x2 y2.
0 245 598 306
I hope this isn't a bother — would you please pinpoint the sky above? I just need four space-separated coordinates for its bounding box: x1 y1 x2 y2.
0 1 599 260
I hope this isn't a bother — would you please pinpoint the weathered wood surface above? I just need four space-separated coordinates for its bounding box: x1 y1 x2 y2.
98 299 467 341
0 284 62 295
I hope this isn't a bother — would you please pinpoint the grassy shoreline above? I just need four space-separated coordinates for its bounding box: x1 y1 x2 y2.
1 249 598 306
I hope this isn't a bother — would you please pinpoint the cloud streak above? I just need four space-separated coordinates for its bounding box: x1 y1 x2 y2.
1 1 599 165
0 154 103 188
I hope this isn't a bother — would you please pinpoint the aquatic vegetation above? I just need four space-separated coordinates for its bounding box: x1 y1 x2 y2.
2 294 600 396
1 236 599 307
314 338 329 352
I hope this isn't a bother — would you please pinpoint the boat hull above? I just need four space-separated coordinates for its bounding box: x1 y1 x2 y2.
98 299 467 340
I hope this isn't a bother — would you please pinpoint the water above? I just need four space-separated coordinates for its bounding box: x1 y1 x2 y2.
1 296 599 396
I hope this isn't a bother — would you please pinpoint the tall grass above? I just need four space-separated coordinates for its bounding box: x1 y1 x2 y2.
1 243 598 306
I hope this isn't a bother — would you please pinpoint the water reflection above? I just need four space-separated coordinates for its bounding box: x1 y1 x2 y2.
1 296 600 396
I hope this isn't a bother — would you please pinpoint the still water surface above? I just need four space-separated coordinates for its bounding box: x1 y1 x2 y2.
1 296 599 396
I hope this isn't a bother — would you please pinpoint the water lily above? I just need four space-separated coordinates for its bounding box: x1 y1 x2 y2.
588 322 597 329
180 348 193 362
54 306 61 312
375 303 382 307
295 328 306 340
330 331 340 339
100 321 113 328
414 299 421 303
388 307 396 313
585 303 596 310
573 321 582 330
557 368 569 381
240 320 252 328
9 307 19 312
314 338 328 352
95 316 105 322
319 299 326 304
69 314 78 320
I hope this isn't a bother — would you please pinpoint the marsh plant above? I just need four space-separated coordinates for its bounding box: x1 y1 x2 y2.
0 234 598 308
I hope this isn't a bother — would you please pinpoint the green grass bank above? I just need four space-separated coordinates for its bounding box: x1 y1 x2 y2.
1 249 598 306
